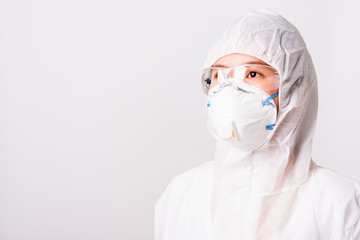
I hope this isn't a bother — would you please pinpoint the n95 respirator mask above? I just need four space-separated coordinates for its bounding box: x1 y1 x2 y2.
206 80 278 151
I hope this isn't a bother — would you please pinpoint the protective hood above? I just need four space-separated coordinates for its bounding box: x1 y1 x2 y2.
155 8 360 240
202 8 319 238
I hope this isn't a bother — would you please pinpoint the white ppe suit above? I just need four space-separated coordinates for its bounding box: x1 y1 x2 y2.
154 8 360 240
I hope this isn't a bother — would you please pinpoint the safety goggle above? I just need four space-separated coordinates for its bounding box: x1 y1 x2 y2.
201 64 280 95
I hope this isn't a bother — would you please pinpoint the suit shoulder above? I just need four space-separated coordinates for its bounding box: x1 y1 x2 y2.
171 160 214 187
311 165 360 201
164 161 214 200
313 166 360 189
155 161 214 206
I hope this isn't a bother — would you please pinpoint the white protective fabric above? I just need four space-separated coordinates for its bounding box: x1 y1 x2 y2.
154 8 360 240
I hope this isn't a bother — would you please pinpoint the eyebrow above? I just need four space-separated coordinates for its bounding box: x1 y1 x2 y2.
212 61 270 67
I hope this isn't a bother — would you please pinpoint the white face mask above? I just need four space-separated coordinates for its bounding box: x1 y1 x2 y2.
206 80 278 150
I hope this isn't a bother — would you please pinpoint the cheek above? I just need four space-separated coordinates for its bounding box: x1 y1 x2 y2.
265 89 278 96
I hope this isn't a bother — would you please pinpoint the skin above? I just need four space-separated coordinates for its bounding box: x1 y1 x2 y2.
209 53 279 112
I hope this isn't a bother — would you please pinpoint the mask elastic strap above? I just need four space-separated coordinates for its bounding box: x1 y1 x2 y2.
262 92 278 130
266 123 276 130
262 92 279 108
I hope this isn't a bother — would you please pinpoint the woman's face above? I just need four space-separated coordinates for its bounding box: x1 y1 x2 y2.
210 53 279 111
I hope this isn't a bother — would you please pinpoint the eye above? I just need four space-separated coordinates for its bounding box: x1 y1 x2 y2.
248 71 261 78
205 78 211 88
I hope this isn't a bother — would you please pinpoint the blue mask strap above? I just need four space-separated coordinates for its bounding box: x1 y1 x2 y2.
263 92 278 130
262 92 279 108
266 123 276 130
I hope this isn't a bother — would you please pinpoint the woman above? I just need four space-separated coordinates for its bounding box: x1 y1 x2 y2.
154 8 360 240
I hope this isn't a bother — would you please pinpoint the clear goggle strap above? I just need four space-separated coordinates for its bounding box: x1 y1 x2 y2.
233 66 246 82
218 67 247 84
217 68 227 83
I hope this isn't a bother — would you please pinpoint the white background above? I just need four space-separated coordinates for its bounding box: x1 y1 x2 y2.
0 0 359 239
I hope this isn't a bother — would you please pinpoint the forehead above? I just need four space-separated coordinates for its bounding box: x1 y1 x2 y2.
212 53 270 67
